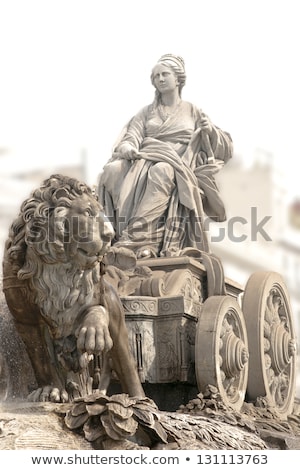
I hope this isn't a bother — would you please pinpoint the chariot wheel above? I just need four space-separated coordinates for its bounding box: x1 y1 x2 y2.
242 271 297 417
195 295 249 411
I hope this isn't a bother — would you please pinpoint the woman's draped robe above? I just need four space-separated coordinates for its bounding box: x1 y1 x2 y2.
98 101 233 257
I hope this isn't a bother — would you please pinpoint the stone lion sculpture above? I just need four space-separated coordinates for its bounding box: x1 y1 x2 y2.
2 174 145 402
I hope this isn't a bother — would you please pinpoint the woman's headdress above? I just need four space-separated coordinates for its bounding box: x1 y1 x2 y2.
157 54 185 74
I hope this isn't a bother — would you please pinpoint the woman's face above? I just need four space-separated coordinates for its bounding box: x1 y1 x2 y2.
152 64 178 94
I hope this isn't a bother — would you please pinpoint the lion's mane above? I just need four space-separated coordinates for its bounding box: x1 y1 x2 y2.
5 174 101 325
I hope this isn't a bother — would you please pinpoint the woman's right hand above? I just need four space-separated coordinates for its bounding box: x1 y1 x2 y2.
117 142 139 160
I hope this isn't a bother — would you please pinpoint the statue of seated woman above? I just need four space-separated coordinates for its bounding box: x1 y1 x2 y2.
98 54 233 259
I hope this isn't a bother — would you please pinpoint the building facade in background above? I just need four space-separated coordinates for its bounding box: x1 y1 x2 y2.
210 149 300 394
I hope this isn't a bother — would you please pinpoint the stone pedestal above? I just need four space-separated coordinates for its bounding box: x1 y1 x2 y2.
123 295 199 385
121 256 243 387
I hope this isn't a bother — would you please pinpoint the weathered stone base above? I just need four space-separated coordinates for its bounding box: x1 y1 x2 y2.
1 399 300 450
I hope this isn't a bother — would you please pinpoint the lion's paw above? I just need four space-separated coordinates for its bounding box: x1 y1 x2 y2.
27 386 69 403
76 306 113 355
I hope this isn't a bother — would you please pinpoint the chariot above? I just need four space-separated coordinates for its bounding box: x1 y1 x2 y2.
121 255 297 418
1 174 297 418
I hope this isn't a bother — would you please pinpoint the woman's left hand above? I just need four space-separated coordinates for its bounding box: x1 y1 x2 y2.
199 115 213 135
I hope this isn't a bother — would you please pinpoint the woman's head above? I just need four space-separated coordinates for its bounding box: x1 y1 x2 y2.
151 54 186 97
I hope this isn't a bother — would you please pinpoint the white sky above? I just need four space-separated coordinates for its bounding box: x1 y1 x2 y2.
0 0 299 191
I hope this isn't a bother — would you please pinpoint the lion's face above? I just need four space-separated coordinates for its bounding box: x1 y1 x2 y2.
6 175 116 280
62 193 114 269
21 189 114 271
